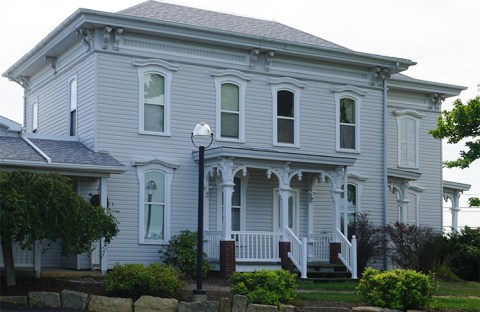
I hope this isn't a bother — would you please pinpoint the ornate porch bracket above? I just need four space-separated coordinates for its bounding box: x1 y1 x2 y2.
102 26 112 49
265 50 275 71
114 28 124 51
77 28 94 51
429 93 445 111
249 48 259 69
370 66 395 86
45 56 57 74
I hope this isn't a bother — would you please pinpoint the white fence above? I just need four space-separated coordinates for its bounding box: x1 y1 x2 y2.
309 233 332 262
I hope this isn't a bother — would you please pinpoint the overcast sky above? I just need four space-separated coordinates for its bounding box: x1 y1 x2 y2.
0 0 479 227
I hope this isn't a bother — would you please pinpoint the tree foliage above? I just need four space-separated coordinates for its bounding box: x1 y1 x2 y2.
0 170 119 285
467 197 480 207
430 96 480 168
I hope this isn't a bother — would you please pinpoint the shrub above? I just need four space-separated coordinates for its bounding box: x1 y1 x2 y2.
159 230 210 278
442 226 480 281
385 222 444 273
230 270 298 307
105 263 183 299
348 213 385 277
358 268 436 310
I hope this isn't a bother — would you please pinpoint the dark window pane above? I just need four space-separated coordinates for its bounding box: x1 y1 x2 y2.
277 90 294 117
232 177 241 206
340 124 355 149
232 208 240 231
70 110 77 136
221 83 239 111
221 112 239 138
144 104 164 132
277 119 294 143
340 98 355 124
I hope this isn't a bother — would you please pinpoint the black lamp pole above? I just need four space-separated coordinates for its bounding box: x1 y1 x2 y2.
191 122 212 300
195 144 205 292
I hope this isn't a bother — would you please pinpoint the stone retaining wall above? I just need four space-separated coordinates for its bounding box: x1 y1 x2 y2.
0 291 421 312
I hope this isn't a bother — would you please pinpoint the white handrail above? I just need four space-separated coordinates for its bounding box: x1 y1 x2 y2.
336 229 357 279
285 228 307 278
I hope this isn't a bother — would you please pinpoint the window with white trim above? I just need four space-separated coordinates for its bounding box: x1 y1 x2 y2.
137 162 175 244
332 86 367 153
341 183 358 225
134 60 178 136
69 78 77 136
32 101 38 133
213 70 250 142
269 78 305 147
394 110 424 169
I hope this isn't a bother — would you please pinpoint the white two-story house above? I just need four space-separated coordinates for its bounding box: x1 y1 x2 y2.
0 1 470 279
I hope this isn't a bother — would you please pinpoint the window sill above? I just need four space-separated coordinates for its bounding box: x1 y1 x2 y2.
336 148 361 154
397 165 420 171
139 131 171 137
139 240 169 245
273 142 300 148
217 137 245 143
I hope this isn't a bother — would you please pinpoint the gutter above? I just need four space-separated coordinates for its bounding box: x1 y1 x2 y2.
382 77 388 270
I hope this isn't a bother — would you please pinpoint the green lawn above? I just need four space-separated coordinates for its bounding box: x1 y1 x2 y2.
296 280 480 311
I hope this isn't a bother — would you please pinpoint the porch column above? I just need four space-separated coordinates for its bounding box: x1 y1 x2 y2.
100 177 108 275
279 188 291 240
332 188 342 241
445 192 461 231
343 166 348 237
222 183 235 240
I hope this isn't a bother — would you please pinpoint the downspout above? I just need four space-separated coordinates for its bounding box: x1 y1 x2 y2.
20 133 51 164
382 77 388 270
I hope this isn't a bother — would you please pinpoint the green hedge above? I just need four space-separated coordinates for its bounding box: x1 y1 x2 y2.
230 270 298 307
105 263 183 299
357 268 436 310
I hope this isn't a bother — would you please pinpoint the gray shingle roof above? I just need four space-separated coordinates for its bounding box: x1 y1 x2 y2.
0 136 124 169
0 136 45 162
119 1 347 50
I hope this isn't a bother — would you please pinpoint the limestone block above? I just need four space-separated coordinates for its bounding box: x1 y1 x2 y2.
279 305 296 312
232 294 248 312
246 303 278 312
28 291 61 308
303 307 350 312
61 289 89 310
0 296 28 304
178 300 219 312
88 294 133 312
134 296 178 312
219 297 231 312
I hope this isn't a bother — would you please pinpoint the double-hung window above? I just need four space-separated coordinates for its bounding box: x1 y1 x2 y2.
213 70 251 142
134 59 178 136
69 77 77 136
332 86 367 153
136 160 177 244
269 78 306 147
394 110 424 168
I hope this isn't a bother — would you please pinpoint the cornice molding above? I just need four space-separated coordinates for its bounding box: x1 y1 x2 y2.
132 59 179 71
211 69 252 81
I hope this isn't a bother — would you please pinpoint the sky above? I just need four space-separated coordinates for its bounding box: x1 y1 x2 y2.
0 0 479 228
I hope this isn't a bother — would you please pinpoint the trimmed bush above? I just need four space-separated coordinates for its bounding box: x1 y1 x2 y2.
358 268 436 310
230 270 298 307
105 263 183 299
159 230 210 278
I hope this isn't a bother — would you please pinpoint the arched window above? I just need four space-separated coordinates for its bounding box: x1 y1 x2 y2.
394 110 425 168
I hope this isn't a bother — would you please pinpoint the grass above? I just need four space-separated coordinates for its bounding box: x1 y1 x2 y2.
295 280 480 311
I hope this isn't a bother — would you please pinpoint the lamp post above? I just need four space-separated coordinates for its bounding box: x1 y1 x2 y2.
191 122 213 301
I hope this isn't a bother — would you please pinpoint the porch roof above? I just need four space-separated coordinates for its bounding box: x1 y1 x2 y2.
0 135 125 177
193 146 356 167
443 180 471 192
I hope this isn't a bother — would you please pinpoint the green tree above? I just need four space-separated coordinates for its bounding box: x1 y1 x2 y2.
0 171 118 286
467 197 480 207
430 96 480 169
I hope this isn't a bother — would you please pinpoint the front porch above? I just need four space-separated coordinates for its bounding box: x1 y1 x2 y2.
204 230 357 279
193 146 359 279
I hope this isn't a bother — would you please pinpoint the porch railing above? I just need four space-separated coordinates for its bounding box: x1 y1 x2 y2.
231 231 281 262
285 228 307 278
336 229 357 279
204 231 223 260
309 233 332 262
